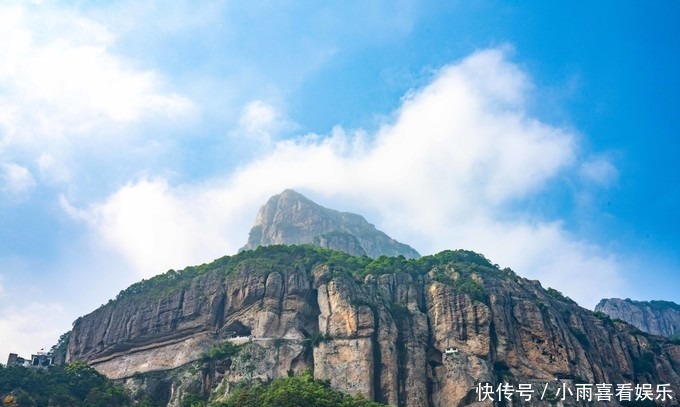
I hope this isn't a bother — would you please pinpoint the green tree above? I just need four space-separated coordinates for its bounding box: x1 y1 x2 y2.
0 362 130 407
217 371 387 407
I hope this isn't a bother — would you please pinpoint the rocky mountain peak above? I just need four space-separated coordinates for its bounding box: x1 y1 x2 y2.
240 189 420 258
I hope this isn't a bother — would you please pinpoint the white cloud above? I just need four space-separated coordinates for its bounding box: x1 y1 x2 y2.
235 100 295 146
0 3 193 168
451 219 621 305
61 179 241 276
1 162 36 196
68 48 622 308
36 152 70 184
579 156 618 186
240 101 280 135
0 301 70 366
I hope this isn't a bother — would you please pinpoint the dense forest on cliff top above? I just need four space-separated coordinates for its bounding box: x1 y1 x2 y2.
108 244 518 307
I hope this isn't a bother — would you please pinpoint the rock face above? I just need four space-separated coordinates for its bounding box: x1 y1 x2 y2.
596 298 680 338
240 189 420 259
67 246 680 406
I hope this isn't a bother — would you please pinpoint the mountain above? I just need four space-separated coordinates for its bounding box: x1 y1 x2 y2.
596 298 680 338
52 192 680 406
66 245 680 406
240 189 420 259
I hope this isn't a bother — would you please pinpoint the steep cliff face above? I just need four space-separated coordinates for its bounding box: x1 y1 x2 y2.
68 254 317 380
68 246 680 406
596 298 680 338
240 189 420 259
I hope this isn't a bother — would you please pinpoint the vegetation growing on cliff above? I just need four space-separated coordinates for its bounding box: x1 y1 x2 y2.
568 327 591 350
546 287 577 305
202 341 243 363
212 371 387 407
114 245 329 301
0 362 130 406
624 298 680 313
632 351 657 376
112 245 504 303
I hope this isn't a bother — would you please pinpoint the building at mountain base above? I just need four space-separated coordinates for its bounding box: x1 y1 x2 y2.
6 351 54 369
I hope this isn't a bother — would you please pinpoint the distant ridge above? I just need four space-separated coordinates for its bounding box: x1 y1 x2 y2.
240 189 420 258
596 298 680 338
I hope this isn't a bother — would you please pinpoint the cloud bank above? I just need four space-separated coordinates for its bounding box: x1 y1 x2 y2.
0 1 196 361
69 48 622 308
0 3 194 199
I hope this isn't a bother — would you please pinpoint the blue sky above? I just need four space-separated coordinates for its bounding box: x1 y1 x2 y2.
0 1 678 359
